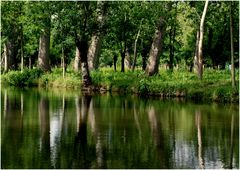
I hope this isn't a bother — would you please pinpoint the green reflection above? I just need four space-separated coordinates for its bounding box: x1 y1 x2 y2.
1 88 239 169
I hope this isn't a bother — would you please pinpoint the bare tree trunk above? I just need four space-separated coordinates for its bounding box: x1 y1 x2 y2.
88 35 102 71
132 22 142 71
20 26 24 72
124 48 131 69
169 24 176 72
88 0 106 71
77 39 92 87
29 57 32 69
121 51 125 72
38 26 51 72
197 0 209 80
121 13 127 73
74 47 81 72
145 16 166 76
3 43 8 73
61 47 65 78
3 40 16 72
230 3 236 88
194 31 200 73
142 48 148 71
113 54 117 71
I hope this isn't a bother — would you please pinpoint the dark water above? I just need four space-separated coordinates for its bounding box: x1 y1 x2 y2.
1 87 239 169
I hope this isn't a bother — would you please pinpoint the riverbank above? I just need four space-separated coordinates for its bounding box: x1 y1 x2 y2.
1 68 239 103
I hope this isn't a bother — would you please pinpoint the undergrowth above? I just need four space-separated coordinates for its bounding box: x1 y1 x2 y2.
1 67 239 102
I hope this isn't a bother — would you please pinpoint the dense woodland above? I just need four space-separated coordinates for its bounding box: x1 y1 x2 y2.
1 1 239 88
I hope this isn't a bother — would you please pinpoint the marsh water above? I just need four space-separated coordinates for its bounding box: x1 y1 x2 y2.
1 87 239 169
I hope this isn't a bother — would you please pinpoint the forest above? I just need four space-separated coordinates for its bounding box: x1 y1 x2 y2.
1 0 239 102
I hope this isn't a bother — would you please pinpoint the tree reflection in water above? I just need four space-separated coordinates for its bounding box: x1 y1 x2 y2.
2 89 23 168
38 97 52 168
72 95 92 168
88 98 105 168
229 113 234 169
147 105 169 168
1 88 239 169
195 110 204 169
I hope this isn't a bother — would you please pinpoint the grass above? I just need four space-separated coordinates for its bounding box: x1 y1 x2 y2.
1 67 239 102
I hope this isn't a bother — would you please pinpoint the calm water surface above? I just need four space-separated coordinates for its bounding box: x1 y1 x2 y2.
1 87 239 169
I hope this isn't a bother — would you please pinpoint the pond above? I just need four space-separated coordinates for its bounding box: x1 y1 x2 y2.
1 87 239 169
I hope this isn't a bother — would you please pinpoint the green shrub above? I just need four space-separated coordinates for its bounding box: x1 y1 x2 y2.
2 69 43 87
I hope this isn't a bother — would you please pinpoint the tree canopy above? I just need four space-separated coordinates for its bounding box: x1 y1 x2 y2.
1 1 239 84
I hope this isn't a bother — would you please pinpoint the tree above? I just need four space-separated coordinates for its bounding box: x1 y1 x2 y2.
167 2 178 72
74 47 81 72
145 16 166 76
230 2 236 88
37 3 52 72
105 2 137 73
196 0 209 80
52 1 97 87
131 19 142 71
1 2 23 72
87 0 107 71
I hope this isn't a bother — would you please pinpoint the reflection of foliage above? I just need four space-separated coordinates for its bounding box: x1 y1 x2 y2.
1 88 239 168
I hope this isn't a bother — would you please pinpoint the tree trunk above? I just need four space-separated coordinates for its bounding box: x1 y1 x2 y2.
124 48 131 69
208 28 215 68
194 31 200 73
121 51 125 72
88 0 106 71
3 43 8 73
62 47 65 78
76 39 92 87
169 26 176 72
38 26 51 72
121 13 127 73
74 47 81 72
197 0 209 80
88 34 102 71
29 57 32 69
113 54 117 71
20 26 24 72
132 23 142 71
230 3 236 88
145 16 166 76
141 46 148 71
3 40 16 72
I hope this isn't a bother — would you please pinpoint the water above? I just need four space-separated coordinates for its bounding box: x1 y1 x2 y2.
1 87 239 169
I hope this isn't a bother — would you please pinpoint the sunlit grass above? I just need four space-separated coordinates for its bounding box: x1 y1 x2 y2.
1 67 239 102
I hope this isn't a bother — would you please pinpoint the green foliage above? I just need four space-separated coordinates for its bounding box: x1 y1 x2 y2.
2 68 43 86
1 68 238 102
38 68 81 88
91 68 238 102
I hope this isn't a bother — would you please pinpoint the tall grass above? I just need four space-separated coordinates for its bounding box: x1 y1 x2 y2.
1 67 238 102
